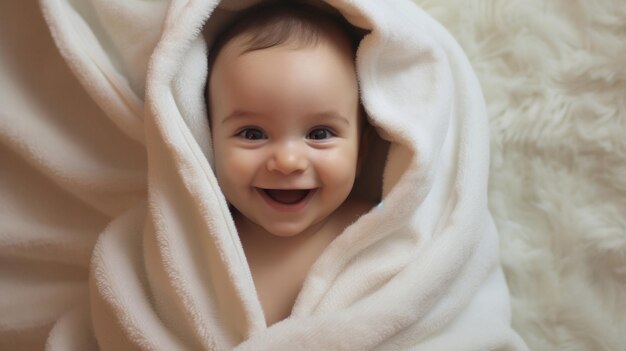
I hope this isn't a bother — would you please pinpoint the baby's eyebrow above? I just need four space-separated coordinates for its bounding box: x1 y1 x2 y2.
221 110 260 124
309 111 351 126
221 110 351 125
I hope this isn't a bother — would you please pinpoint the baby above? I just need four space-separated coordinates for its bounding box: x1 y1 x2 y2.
206 1 373 326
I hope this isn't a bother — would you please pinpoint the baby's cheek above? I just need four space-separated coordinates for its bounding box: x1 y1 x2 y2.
225 149 261 178
318 148 359 183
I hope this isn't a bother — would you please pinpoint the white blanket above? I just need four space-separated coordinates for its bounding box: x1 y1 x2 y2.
1 0 527 349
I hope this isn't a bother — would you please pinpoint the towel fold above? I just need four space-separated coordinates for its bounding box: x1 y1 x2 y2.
0 0 528 349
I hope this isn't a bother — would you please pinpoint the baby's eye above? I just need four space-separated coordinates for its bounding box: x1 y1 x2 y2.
236 128 266 140
307 128 335 140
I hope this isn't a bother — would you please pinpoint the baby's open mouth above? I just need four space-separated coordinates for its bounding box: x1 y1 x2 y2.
260 189 312 205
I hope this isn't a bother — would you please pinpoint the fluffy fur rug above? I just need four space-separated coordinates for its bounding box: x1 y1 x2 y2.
416 0 626 349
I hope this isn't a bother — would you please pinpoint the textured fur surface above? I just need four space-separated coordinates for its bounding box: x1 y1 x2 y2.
416 0 626 349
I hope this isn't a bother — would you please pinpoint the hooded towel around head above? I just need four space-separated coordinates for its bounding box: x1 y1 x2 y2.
10 0 529 349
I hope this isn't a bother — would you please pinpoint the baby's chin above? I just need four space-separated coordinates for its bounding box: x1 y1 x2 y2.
236 210 333 240
256 219 327 239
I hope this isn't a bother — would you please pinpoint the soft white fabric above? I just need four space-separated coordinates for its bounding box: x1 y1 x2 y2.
0 0 528 349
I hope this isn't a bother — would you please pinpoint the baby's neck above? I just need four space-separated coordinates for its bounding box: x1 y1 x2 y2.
236 213 334 256
234 200 373 326
235 213 337 326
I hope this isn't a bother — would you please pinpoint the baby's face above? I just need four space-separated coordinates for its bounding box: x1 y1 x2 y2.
209 35 361 237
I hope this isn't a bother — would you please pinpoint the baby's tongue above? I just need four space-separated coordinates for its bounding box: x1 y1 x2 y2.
265 189 309 204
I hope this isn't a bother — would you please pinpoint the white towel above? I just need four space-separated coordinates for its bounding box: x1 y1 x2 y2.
0 0 528 349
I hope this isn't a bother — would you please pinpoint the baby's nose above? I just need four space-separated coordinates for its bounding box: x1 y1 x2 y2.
266 142 309 174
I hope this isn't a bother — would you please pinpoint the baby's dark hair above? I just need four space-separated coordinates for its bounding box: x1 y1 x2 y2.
207 0 363 80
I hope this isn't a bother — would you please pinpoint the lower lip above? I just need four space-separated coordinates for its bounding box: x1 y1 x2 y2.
256 188 317 213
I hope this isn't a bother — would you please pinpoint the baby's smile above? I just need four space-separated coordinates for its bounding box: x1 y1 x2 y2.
256 187 318 212
262 189 311 204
